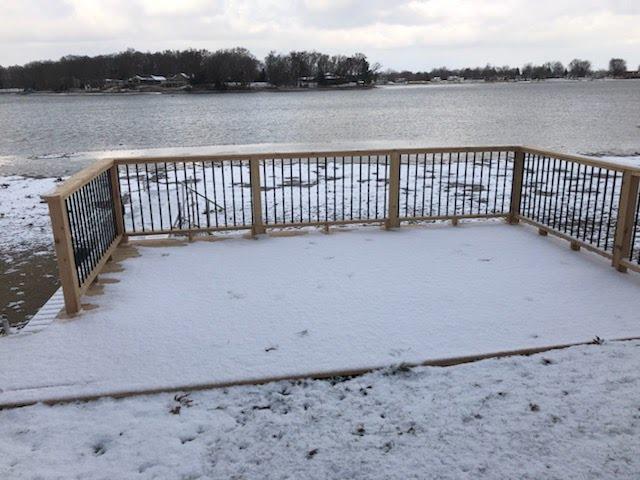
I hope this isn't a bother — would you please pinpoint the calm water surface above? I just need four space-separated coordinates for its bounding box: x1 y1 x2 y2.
1 80 639 177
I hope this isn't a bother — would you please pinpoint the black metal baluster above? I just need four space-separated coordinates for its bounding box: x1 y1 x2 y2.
307 157 312 223
280 159 286 224
477 151 485 215
144 163 155 230
78 185 97 275
550 158 562 229
454 152 461 215
430 153 436 216
557 160 570 232
501 152 509 213
299 157 304 223
200 162 209 228
359 155 364 219
239 160 247 225
486 151 493 214
220 162 228 228
124 164 135 232
229 161 237 227
153 164 164 230
445 152 452 216
589 167 602 245
289 158 295 223
604 171 618 251
569 162 580 238
597 169 609 248
584 166 595 242
66 195 84 282
631 192 640 262
365 156 371 219
575 164 588 240
271 159 278 223
262 160 269 225
85 180 102 273
72 191 90 282
134 164 146 232
383 155 388 217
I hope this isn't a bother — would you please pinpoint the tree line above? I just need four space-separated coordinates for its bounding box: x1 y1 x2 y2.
0 49 636 91
0 48 377 91
381 58 636 83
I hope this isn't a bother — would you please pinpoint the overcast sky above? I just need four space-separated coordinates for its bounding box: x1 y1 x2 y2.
2 0 639 70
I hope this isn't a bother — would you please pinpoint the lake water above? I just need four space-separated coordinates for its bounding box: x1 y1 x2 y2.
1 80 639 177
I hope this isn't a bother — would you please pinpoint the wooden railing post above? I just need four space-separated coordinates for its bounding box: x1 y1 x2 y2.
612 171 639 272
44 195 81 315
385 151 401 229
109 163 127 243
508 148 525 224
249 157 266 235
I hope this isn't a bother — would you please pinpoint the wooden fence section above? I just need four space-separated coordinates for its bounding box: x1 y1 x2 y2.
43 160 124 314
44 146 640 314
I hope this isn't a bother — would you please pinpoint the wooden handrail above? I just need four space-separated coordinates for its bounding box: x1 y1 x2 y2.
112 146 520 165
519 146 640 173
42 158 114 200
110 146 640 174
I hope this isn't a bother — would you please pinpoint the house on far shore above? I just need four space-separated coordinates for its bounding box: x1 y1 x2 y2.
298 73 348 88
297 76 318 88
164 73 191 88
104 78 125 88
127 75 166 86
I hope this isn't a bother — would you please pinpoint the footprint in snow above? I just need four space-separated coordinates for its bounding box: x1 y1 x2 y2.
227 290 246 300
265 345 278 352
478 258 492 262
323 256 335 260
297 329 309 337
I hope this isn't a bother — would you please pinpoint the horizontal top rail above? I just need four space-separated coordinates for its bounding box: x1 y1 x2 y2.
112 146 522 165
42 158 114 199
520 146 640 173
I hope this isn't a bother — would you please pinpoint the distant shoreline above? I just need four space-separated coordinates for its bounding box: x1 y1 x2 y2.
3 77 638 96
1 84 377 96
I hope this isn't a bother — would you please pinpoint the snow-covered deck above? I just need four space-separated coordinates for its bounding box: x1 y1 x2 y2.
2 222 639 407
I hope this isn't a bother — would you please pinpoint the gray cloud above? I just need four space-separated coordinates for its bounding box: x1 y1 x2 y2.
1 0 639 70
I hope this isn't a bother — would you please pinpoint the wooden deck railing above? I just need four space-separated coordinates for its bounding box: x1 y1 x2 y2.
43 146 640 314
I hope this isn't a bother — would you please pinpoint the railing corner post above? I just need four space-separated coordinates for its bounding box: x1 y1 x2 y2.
249 157 266 235
508 148 525 224
385 151 401 229
45 194 81 315
109 162 127 244
612 171 639 272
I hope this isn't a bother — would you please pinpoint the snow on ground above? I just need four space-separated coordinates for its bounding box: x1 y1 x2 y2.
1 222 639 406
1 339 639 479
0 176 60 329
0 175 58 261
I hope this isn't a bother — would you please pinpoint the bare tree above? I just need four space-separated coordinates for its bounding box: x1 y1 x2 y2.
608 58 627 77
568 59 592 78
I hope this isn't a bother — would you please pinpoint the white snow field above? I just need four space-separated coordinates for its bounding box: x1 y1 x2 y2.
1 222 639 407
1 340 639 479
